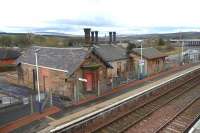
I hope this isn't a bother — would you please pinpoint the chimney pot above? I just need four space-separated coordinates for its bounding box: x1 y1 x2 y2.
113 32 116 44
91 31 95 44
84 28 91 45
109 32 112 44
95 31 98 44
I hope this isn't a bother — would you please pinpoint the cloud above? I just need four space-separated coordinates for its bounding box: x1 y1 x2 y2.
2 25 200 35
1 0 200 34
49 17 115 27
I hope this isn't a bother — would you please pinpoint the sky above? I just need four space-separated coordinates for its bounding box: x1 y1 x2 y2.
0 0 200 35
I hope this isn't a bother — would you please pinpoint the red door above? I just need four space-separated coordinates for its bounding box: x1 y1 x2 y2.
84 72 93 91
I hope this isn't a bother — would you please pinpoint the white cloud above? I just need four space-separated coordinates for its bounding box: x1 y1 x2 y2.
0 0 200 33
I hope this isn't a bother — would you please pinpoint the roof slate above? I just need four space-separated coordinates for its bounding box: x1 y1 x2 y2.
0 48 21 60
132 47 166 59
93 44 128 62
17 46 90 75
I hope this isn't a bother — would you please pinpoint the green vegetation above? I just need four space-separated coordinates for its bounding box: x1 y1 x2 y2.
0 36 12 47
158 38 165 46
81 64 101 70
141 37 177 56
154 38 177 56
162 47 181 56
126 42 136 55
0 33 84 48
0 65 16 72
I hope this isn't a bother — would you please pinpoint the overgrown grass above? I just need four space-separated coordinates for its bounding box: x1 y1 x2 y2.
162 47 182 56
155 45 182 56
0 65 16 72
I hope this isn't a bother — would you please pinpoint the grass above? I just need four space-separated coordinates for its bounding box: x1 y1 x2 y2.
162 47 182 56
155 45 182 56
0 65 16 72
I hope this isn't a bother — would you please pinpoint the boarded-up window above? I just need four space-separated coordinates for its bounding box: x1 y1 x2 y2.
41 68 49 77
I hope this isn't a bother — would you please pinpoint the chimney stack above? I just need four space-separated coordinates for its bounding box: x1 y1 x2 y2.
91 31 95 44
84 28 91 45
109 32 112 44
113 32 116 44
95 31 98 44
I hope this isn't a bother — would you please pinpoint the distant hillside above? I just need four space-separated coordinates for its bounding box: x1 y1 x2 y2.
34 32 73 37
119 32 200 41
0 32 84 48
1 31 200 48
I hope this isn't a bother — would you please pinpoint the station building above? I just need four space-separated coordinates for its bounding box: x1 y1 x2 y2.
93 44 130 84
130 47 167 77
5 28 167 104
13 46 112 102
0 48 21 66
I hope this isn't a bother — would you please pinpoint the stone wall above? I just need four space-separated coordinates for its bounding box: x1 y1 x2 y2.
17 64 74 98
16 52 108 99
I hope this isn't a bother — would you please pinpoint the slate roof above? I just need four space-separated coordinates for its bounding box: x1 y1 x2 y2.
93 44 128 62
0 48 21 60
17 46 90 75
132 47 167 60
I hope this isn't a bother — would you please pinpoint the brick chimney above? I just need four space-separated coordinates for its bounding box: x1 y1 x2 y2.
109 32 112 44
84 28 91 45
113 32 116 44
91 31 95 44
95 31 98 44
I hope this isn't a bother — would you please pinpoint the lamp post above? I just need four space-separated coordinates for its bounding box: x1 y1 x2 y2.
181 41 184 65
139 40 144 79
35 49 41 112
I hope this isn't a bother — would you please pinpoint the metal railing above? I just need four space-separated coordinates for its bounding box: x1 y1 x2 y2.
50 64 200 133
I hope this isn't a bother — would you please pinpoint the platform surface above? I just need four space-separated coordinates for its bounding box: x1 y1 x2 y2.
41 64 200 132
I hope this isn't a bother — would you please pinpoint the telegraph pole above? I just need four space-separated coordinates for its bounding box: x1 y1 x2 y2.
35 49 41 113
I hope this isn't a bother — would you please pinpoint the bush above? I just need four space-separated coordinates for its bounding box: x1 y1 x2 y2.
158 38 165 46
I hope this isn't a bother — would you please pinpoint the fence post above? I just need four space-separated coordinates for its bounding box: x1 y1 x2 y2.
50 89 53 106
97 80 100 96
30 95 34 114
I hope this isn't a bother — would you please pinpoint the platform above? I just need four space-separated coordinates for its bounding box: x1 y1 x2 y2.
0 106 60 133
41 64 200 132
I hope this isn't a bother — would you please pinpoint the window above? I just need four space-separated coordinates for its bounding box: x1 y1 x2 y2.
117 62 121 77
124 63 128 71
156 59 160 65
27 69 29 80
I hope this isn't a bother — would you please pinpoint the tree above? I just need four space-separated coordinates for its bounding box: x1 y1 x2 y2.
126 42 136 55
0 36 12 47
158 38 165 46
15 33 33 47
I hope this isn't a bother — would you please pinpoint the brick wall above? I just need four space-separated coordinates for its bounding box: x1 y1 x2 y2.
0 59 16 66
17 64 74 98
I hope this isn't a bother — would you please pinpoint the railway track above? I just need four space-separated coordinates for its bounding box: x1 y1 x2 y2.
155 97 200 133
94 75 200 133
